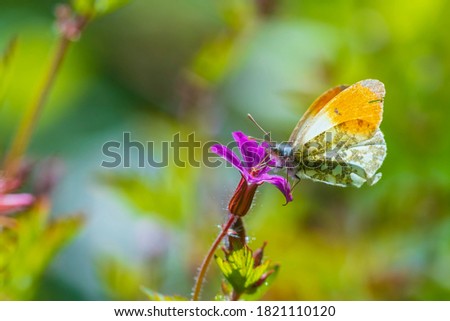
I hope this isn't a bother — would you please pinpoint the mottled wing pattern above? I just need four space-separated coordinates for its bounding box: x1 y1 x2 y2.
292 79 386 187
294 127 386 187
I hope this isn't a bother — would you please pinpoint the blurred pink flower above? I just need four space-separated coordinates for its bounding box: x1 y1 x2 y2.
0 176 35 216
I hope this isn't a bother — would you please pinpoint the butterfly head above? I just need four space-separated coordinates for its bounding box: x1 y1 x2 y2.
269 142 294 168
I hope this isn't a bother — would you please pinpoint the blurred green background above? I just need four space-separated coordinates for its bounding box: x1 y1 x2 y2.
1 0 450 300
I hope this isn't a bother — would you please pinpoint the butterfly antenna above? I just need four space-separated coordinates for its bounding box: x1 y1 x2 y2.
291 177 301 191
247 114 270 140
248 136 264 142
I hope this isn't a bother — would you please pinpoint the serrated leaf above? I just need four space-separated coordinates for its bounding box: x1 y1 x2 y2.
241 265 279 301
246 260 270 288
215 246 273 296
141 287 187 301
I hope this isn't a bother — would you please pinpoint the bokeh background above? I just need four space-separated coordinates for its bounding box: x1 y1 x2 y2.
1 0 450 300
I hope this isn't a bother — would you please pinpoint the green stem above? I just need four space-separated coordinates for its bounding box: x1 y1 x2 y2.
192 214 237 301
3 37 69 176
3 16 89 177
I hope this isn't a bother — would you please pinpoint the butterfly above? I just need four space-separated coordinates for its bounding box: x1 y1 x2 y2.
269 79 387 187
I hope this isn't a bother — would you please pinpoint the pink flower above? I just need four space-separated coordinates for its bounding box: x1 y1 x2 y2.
211 131 292 216
0 177 35 216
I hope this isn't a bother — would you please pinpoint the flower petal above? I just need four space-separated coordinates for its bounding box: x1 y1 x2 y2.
0 193 35 215
210 144 244 173
257 174 293 204
232 131 267 168
213 132 295 205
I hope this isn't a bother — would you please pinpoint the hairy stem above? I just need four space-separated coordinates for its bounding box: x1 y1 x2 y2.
192 214 237 301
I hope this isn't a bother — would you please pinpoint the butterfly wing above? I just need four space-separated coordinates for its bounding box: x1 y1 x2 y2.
288 85 348 143
295 126 386 187
292 79 386 187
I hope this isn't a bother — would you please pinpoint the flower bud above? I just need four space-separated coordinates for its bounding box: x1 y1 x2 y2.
225 217 247 251
253 242 267 267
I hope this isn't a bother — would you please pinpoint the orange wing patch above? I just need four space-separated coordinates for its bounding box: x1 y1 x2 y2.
294 79 385 145
326 80 384 131
338 118 378 137
289 85 348 142
304 85 349 120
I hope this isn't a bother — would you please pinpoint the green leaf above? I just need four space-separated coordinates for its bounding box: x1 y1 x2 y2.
97 257 144 300
99 166 196 226
94 0 131 15
141 287 187 301
188 0 257 85
241 265 279 301
190 34 237 85
215 246 273 297
0 36 17 68
72 0 131 17
0 200 84 300
0 37 18 108
71 0 96 16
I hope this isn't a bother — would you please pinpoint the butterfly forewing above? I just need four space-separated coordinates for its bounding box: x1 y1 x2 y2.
295 128 386 187
288 85 348 143
293 79 384 146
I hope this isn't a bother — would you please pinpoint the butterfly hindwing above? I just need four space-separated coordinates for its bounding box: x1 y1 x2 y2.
294 127 386 187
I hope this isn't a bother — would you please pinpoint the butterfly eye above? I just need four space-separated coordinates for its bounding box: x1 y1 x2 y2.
274 142 293 158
